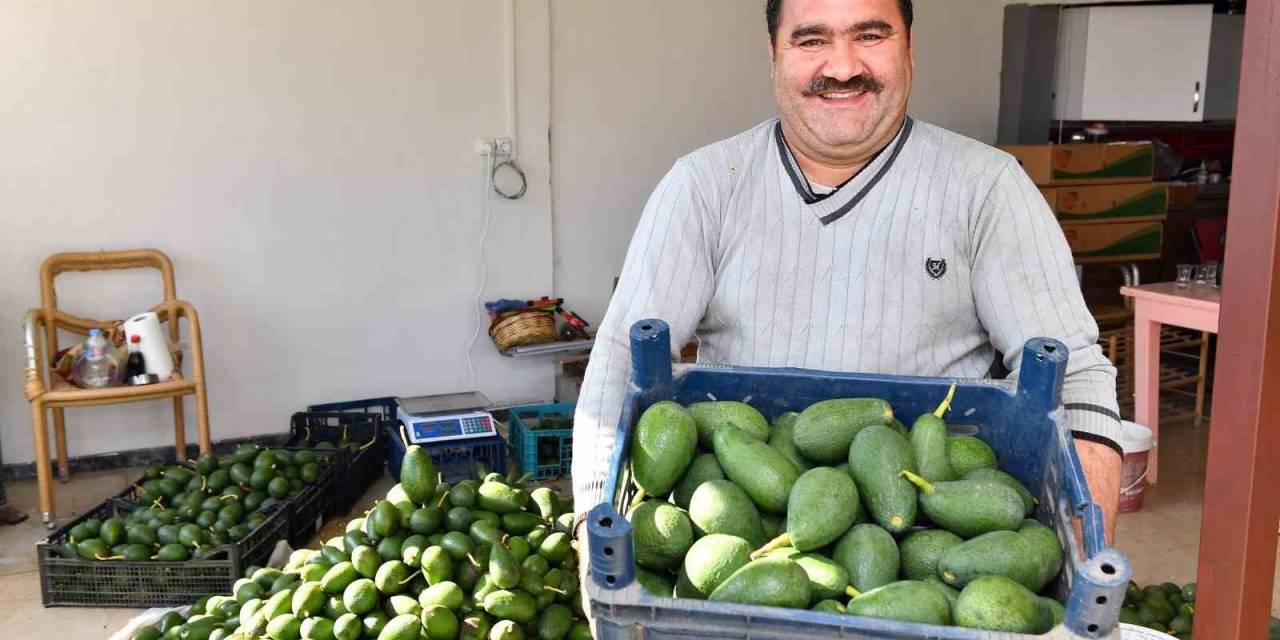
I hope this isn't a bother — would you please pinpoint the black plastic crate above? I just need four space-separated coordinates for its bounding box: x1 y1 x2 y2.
307 396 398 422
36 496 288 607
274 448 338 548
287 411 386 516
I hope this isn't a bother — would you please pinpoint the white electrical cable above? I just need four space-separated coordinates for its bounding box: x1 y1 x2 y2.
504 0 517 157
466 145 496 393
464 1 521 389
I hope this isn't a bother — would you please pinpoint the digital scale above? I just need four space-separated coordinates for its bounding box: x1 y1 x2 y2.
395 391 497 444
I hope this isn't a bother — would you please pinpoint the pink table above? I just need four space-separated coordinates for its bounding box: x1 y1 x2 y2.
1120 282 1221 483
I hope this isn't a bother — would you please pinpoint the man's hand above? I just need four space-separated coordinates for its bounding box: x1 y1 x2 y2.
1074 438 1123 547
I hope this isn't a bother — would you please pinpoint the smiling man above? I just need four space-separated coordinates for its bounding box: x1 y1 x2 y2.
573 0 1123 541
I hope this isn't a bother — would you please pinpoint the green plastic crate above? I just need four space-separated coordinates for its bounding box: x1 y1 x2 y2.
508 402 574 480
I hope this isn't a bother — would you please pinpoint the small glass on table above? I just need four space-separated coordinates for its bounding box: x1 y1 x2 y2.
1176 264 1195 289
1198 262 1219 288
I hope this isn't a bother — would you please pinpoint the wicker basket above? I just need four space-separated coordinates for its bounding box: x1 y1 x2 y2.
490 310 557 351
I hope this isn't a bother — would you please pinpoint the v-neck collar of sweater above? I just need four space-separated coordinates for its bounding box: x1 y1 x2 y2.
773 116 915 226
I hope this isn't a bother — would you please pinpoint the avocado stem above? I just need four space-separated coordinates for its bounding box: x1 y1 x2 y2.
750 532 792 560
627 489 647 513
899 469 935 495
835 602 847 613
467 553 480 567
544 586 567 595
933 383 957 419
398 424 410 449
845 586 861 599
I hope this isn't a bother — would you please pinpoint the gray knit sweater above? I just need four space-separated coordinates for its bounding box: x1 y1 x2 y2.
570 117 1121 508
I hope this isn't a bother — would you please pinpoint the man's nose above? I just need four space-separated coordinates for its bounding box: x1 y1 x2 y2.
820 38 868 82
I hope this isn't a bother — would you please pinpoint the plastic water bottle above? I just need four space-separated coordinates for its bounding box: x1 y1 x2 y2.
75 329 120 388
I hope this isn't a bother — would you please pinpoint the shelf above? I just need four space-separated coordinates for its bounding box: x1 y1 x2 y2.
1159 368 1201 391
500 339 594 359
1161 326 1207 353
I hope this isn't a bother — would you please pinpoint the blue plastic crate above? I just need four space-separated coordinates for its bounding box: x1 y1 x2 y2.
385 424 508 483
585 319 1131 640
509 402 574 480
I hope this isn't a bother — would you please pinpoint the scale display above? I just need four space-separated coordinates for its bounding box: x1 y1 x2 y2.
406 411 495 443
396 392 497 444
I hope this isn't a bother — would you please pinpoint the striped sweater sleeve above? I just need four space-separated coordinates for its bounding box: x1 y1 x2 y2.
972 160 1124 448
570 160 717 511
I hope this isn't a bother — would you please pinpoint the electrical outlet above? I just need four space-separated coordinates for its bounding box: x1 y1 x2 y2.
474 138 514 157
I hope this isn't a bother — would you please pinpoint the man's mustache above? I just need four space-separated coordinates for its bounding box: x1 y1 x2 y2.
803 75 884 97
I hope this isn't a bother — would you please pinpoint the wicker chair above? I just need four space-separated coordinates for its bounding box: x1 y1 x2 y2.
22 249 211 527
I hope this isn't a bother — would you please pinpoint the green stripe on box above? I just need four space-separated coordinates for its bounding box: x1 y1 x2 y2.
1053 148 1154 181
1073 226 1163 258
1062 188 1167 221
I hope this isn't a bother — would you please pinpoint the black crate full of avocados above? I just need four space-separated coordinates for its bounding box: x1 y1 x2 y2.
287 411 386 515
35 490 288 607
268 447 339 548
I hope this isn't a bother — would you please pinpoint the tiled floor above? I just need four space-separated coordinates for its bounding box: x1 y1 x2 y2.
0 419 1267 638
0 468 144 639
1112 417 1210 588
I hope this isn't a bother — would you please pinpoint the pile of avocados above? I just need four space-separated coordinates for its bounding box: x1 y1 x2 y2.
625 386 1069 633
61 446 327 562
293 425 376 456
129 445 592 640
1121 580 1196 638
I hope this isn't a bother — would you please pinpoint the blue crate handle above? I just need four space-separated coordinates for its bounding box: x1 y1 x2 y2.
589 319 1131 638
630 320 673 391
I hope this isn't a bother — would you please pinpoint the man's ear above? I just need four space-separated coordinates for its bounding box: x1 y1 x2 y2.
768 34 777 79
908 28 915 69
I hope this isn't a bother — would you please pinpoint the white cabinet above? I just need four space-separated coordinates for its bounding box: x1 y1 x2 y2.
1053 4 1216 122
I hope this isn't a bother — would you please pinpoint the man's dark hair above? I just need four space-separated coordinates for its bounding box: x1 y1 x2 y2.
766 0 914 43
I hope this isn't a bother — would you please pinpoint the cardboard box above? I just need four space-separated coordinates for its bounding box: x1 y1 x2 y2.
1061 221 1163 264
1056 183 1168 224
1001 142 1155 186
1038 187 1059 214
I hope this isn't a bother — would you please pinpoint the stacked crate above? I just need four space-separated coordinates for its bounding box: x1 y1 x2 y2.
1001 141 1167 263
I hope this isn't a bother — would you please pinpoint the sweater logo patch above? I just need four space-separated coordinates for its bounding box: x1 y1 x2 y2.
925 258 947 279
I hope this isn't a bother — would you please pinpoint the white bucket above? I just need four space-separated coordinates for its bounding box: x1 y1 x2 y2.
1120 622 1178 638
1118 421 1155 513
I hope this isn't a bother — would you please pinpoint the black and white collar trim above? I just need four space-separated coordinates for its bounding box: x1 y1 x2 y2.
774 116 914 226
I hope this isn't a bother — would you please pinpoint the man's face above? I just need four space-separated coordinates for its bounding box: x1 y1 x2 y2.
770 0 914 164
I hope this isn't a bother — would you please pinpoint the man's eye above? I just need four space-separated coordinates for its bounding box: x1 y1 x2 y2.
798 39 826 49
856 33 885 43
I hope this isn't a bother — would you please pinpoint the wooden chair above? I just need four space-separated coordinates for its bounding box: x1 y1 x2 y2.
22 249 211 527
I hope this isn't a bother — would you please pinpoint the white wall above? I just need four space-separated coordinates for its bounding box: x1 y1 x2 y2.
550 0 1019 324
2 1 1118 466
0 0 555 465
548 0 1181 322
549 1 777 326
908 0 1007 144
